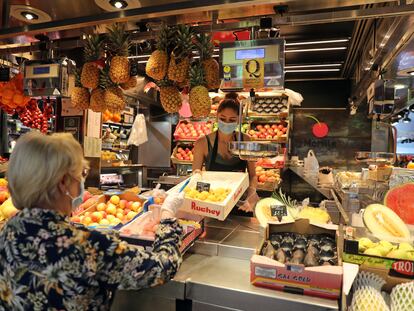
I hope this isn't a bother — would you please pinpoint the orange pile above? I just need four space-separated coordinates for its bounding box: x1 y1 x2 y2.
102 110 122 123
0 74 31 110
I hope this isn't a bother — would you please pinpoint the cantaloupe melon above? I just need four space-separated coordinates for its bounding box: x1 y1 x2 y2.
384 183 414 225
255 197 294 227
363 204 410 240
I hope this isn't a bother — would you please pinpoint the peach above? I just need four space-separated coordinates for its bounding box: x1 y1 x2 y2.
106 203 117 215
106 215 115 222
131 202 141 212
119 200 127 209
84 212 91 217
126 211 138 221
116 212 124 220
123 208 131 215
89 222 99 227
83 216 92 226
71 216 80 223
99 211 107 219
116 208 124 214
91 211 103 223
99 219 110 226
96 203 106 211
126 201 133 210
110 195 120 205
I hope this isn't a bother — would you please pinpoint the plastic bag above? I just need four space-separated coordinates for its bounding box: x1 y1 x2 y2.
285 88 304 106
304 150 319 175
127 114 148 146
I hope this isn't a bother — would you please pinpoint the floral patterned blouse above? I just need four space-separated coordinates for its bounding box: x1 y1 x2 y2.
0 208 183 311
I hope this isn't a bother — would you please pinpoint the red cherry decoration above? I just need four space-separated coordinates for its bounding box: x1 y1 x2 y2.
306 115 329 138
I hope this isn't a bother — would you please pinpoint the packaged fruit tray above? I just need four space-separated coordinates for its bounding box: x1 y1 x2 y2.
251 219 343 300
168 171 249 221
70 192 147 230
171 144 194 165
119 205 204 254
248 95 289 117
174 120 213 141
256 148 287 169
247 121 289 143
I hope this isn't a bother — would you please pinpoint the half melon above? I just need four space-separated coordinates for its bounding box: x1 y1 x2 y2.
363 204 411 240
384 183 414 225
255 197 294 227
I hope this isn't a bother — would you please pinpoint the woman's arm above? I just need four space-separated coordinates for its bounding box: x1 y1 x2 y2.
88 219 183 290
192 136 207 172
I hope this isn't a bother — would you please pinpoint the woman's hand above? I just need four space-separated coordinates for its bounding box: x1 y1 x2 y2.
187 170 202 189
161 192 185 219
238 187 259 212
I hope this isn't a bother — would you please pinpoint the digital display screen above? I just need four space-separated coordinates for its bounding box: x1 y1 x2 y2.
235 48 265 60
33 66 50 75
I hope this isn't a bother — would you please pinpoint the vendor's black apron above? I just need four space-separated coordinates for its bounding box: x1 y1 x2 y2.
206 132 247 172
206 132 251 216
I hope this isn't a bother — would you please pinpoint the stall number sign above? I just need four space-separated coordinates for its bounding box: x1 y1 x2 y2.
196 182 211 192
242 58 264 89
270 204 287 221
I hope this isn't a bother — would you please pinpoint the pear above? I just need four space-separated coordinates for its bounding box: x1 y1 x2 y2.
373 245 390 257
379 240 395 254
386 249 411 260
358 238 377 252
364 248 383 257
398 242 414 252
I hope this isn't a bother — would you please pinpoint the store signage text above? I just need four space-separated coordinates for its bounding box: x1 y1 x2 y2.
300 139 337 149
392 261 414 276
233 187 243 202
191 202 221 217
276 272 311 283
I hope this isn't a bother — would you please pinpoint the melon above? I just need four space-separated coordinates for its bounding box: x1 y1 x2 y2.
363 204 410 240
255 197 294 227
384 183 414 225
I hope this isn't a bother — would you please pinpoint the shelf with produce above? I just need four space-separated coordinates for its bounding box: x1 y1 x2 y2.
245 120 289 143
174 120 214 142
171 144 194 164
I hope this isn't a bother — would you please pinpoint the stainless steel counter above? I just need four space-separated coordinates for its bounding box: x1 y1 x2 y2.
111 216 339 311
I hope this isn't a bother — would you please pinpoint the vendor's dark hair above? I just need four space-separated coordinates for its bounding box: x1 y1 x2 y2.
224 92 239 102
218 99 240 115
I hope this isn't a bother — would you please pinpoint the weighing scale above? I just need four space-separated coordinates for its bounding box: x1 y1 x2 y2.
219 38 285 92
23 58 75 97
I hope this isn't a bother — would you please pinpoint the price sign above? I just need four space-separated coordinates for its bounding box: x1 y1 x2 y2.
196 182 211 192
270 204 287 221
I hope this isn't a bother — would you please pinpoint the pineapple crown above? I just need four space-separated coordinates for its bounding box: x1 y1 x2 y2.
106 23 130 57
74 68 82 87
189 62 207 88
156 23 174 52
157 78 176 88
83 34 104 62
98 65 117 89
196 33 214 60
172 25 194 61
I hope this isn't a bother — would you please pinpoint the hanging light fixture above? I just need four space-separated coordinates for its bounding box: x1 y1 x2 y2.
403 112 412 123
410 104 414 112
397 111 405 119
21 11 39 20
109 0 128 9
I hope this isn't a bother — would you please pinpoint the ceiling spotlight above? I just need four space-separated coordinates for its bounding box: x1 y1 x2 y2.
109 0 128 9
397 112 405 119
21 11 39 20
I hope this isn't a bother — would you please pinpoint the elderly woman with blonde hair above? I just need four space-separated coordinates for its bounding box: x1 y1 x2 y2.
0 132 184 310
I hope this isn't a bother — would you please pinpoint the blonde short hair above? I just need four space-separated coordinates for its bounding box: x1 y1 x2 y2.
7 132 87 210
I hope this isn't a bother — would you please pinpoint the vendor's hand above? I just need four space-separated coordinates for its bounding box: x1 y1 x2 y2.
238 190 259 213
161 192 185 219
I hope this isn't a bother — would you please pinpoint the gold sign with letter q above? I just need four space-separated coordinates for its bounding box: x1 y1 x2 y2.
242 58 264 90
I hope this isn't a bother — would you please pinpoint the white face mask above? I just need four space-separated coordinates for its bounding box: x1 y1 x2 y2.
66 179 85 211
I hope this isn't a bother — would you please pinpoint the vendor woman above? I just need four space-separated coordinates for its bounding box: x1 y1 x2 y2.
192 96 258 212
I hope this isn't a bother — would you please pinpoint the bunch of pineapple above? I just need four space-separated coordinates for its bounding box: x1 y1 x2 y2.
107 24 131 84
158 79 182 113
71 68 90 110
93 67 125 113
189 63 211 118
89 69 107 113
168 25 193 84
197 33 220 90
81 34 103 89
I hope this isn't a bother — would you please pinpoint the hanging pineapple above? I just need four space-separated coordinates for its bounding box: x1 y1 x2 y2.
146 24 171 80
90 70 106 113
197 33 220 90
107 23 131 84
189 63 211 118
71 69 90 110
168 25 193 84
101 69 126 113
158 79 182 113
120 76 137 90
81 34 103 89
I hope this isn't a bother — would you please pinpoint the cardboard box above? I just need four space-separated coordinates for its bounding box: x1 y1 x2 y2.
250 219 343 300
119 208 204 254
168 171 249 221
343 227 414 281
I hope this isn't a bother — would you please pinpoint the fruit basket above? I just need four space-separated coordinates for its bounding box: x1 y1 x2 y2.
256 167 281 191
247 120 289 143
70 192 147 229
171 144 194 164
248 95 289 117
119 205 204 254
174 120 213 141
